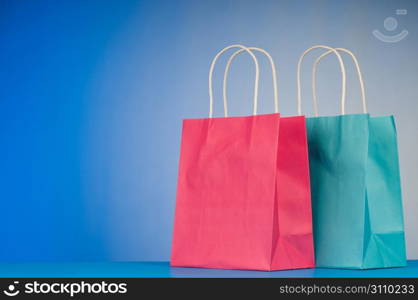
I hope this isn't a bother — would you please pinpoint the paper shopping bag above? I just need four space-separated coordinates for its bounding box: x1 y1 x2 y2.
299 46 406 269
171 45 314 270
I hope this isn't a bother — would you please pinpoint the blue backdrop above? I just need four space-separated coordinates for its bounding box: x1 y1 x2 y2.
1 0 417 261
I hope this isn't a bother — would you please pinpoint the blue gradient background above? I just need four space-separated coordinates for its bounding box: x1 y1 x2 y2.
0 0 417 262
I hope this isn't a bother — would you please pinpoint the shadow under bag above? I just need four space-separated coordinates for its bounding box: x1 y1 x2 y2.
299 46 407 269
171 45 314 270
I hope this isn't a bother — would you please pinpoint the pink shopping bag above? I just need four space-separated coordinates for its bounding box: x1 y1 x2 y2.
171 45 314 270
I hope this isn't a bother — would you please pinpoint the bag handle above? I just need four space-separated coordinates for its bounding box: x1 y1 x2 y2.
297 45 346 116
312 48 368 116
208 45 260 118
222 47 278 116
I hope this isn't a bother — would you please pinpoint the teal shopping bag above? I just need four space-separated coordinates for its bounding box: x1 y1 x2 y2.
298 46 407 269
